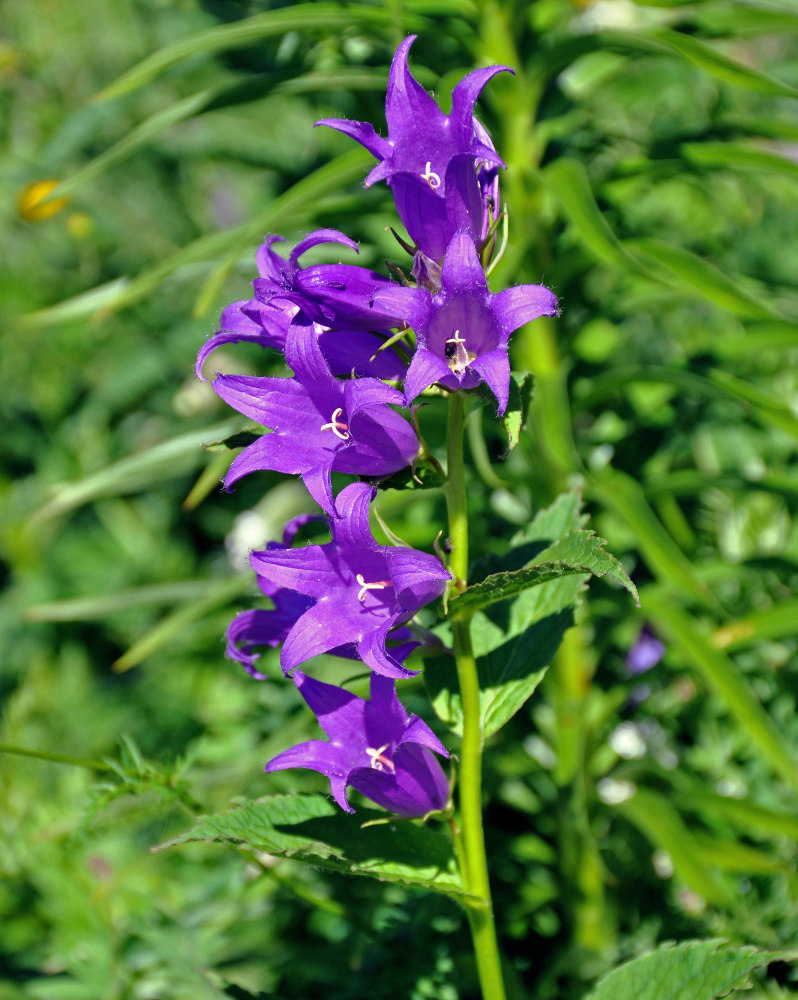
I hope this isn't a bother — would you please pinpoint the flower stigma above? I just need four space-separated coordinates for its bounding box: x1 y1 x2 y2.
420 161 441 190
356 573 391 602
320 407 350 440
444 330 473 376
366 743 395 772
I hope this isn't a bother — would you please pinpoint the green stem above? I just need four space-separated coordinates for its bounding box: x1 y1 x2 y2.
0 742 110 770
444 393 507 1000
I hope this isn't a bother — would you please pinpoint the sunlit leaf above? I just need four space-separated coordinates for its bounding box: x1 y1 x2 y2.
158 794 475 901
585 938 790 1000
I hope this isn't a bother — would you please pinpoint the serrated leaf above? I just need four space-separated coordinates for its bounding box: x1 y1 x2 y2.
158 794 474 901
450 528 638 617
427 492 597 736
584 938 790 1000
476 370 535 456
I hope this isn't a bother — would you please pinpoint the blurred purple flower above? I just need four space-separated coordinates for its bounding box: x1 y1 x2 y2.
213 321 418 514
318 36 511 260
250 482 450 678
627 625 665 674
266 670 450 816
375 231 558 413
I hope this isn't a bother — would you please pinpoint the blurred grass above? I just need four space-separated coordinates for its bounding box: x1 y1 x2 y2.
2 0 798 997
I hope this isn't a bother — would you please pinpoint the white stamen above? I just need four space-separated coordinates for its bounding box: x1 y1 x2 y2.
320 407 350 440
356 573 391 602
445 329 470 376
420 161 441 190
366 744 395 773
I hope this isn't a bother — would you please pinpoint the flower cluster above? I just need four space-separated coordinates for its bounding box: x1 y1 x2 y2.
199 37 557 817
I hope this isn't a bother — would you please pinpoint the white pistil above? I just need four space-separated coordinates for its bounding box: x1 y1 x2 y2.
355 573 391 602
366 744 395 773
445 330 471 376
420 161 441 190
319 407 350 440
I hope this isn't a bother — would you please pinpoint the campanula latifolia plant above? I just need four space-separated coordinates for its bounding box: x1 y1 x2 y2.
196 36 639 999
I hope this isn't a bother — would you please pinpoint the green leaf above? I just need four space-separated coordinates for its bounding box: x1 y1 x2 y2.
588 468 718 610
476 371 535 457
113 575 251 673
32 419 241 521
158 794 474 901
451 529 638 617
584 938 790 1000
682 140 798 181
614 790 734 905
205 428 261 452
648 27 798 98
690 2 798 37
98 5 424 99
643 590 798 792
427 492 604 737
544 158 646 274
23 579 236 622
625 238 783 321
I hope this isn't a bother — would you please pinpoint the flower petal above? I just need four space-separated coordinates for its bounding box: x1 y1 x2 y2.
314 118 392 162
385 35 448 163
443 156 484 246
251 545 340 600
450 64 513 145
280 599 363 673
441 229 488 295
469 348 512 414
492 283 558 341
301 458 337 516
358 618 419 678
385 546 450 612
265 739 355 813
329 482 379 552
288 228 359 273
403 347 452 405
343 377 404 419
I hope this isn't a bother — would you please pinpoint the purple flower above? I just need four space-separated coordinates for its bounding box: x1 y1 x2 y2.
251 228 405 332
226 514 321 679
213 320 418 514
626 625 665 675
250 482 450 678
375 231 558 413
266 670 450 816
196 232 408 382
317 36 511 260
226 515 419 678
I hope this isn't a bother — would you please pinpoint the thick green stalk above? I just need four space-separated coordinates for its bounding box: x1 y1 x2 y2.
444 393 506 1000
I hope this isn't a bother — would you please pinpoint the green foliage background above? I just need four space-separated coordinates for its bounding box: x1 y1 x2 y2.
1 0 797 997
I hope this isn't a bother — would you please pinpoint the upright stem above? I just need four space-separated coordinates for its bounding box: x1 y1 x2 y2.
444 393 507 1000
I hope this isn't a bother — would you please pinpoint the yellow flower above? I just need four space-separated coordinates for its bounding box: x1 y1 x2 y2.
17 180 69 222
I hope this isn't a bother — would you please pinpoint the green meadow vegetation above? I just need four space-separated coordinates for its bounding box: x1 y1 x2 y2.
2 0 797 997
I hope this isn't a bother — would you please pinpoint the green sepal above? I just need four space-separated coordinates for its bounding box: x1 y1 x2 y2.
474 370 535 457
